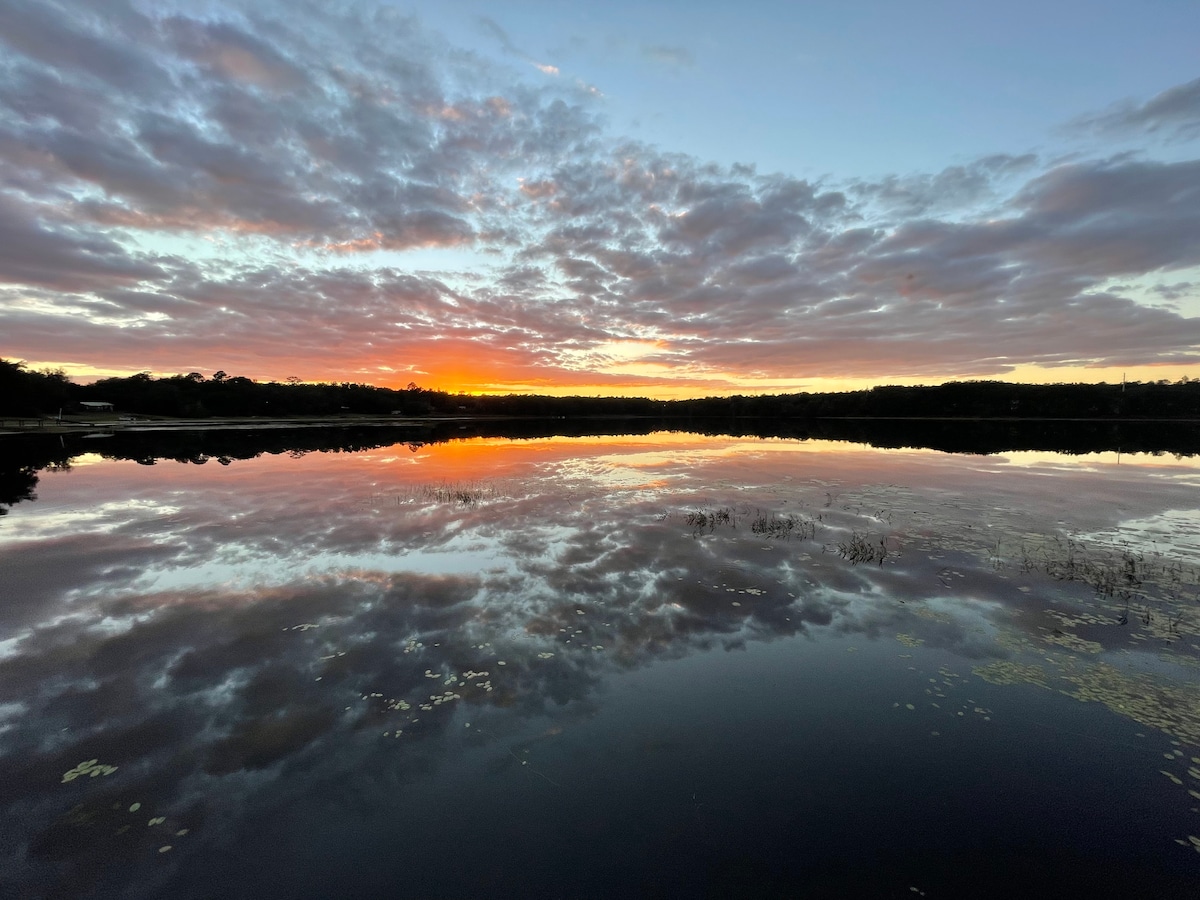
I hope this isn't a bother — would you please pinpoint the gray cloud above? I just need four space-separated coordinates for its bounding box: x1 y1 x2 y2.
162 14 312 92
0 193 173 291
641 44 694 69
849 153 1038 217
477 15 521 57
0 0 165 93
1070 77 1200 141
0 0 1198 387
476 14 560 75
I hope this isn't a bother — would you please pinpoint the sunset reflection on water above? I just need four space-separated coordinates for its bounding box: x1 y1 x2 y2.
2 431 1198 898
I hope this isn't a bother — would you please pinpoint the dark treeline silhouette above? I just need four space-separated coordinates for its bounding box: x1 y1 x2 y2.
4 358 1200 421
671 379 1200 420
0 359 73 417
71 368 669 418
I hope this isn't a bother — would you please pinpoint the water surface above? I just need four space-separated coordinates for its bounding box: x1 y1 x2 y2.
2 430 1199 898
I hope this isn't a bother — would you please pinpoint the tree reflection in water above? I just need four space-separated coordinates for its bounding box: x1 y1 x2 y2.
1 428 1198 898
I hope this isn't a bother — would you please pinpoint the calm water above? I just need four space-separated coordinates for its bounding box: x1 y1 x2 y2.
2 429 1200 898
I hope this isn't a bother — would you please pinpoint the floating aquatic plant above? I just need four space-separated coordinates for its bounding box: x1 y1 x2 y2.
61 759 117 783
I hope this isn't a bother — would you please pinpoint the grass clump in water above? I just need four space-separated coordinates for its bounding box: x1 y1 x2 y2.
750 511 816 540
837 531 887 566
684 507 737 535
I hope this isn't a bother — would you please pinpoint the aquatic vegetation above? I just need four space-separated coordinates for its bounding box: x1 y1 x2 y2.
61 759 117 783
750 510 817 540
1063 662 1200 746
972 661 1053 690
404 481 500 508
835 531 887 565
1041 629 1103 654
683 506 737 534
1015 535 1200 631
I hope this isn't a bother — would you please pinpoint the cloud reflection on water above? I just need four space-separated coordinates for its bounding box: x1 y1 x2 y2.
1 434 1199 895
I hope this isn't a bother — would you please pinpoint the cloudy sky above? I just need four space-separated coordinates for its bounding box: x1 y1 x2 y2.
2 0 1199 397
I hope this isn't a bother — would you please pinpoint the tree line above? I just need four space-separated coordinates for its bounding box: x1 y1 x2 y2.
670 378 1200 420
3 358 1200 421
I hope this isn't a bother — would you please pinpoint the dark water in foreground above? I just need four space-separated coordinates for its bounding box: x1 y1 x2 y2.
1 430 1199 898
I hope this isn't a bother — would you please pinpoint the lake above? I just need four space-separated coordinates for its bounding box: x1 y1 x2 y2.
2 425 1199 898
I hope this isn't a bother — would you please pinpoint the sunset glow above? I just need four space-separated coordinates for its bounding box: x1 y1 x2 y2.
2 2 1199 397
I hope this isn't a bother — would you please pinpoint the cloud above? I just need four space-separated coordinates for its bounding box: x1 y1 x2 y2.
162 15 311 92
0 193 176 292
641 44 694 69
1069 77 1200 141
849 154 1038 217
0 2 1198 391
0 0 165 94
476 15 520 56
477 15 560 78
496 146 1200 379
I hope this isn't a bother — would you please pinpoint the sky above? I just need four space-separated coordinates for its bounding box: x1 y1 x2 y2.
1 0 1199 398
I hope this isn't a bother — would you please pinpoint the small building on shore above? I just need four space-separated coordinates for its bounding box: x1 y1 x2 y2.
79 401 115 412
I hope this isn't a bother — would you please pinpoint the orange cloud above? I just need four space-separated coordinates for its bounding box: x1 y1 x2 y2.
518 179 558 200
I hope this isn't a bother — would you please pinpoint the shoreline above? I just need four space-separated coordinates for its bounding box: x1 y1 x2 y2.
5 413 1200 437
